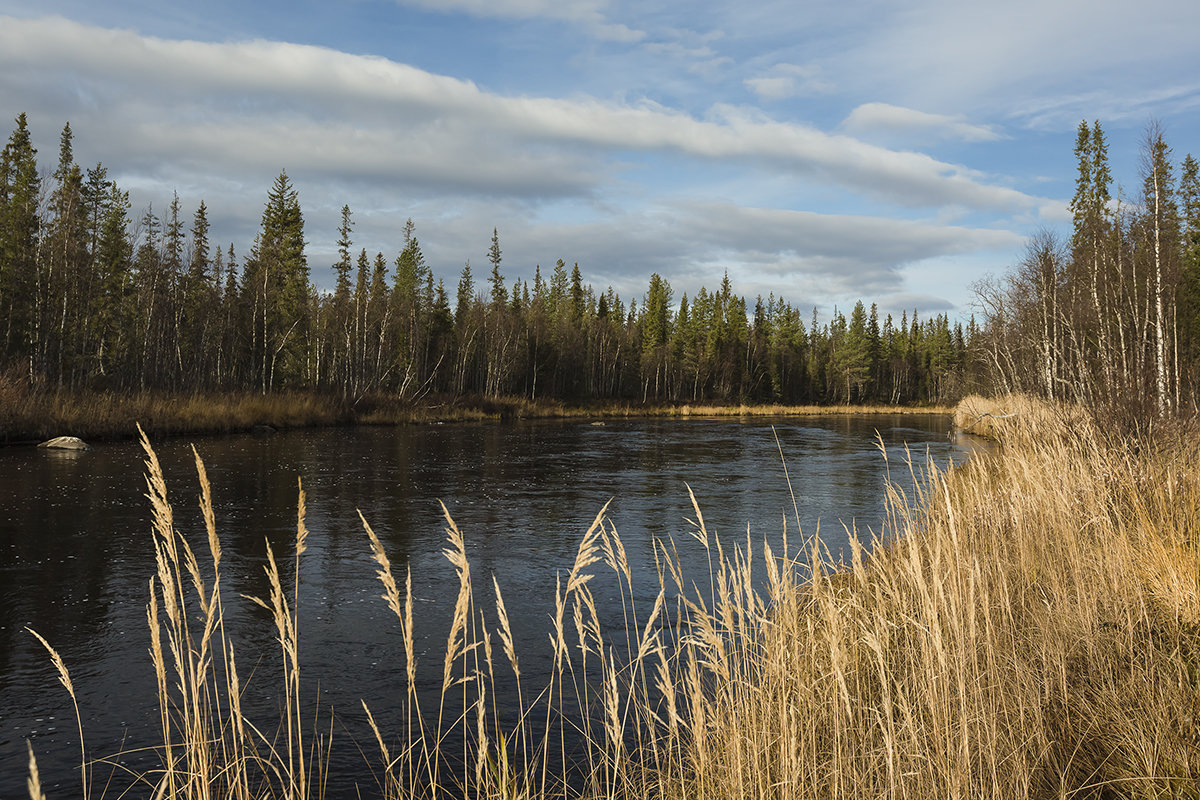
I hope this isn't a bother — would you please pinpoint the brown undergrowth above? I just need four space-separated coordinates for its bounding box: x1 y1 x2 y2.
24 396 1200 798
1 371 947 444
0 380 347 443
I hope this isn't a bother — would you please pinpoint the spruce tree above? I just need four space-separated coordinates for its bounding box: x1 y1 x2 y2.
487 227 506 310
0 114 41 368
1178 154 1200 394
243 171 309 392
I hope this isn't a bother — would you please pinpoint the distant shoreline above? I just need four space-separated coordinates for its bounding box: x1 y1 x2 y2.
0 389 953 446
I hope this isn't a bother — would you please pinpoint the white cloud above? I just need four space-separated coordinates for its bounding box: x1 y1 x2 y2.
419 200 1024 307
670 201 1020 302
393 0 644 42
0 16 1047 216
638 29 735 77
0 14 1035 313
875 293 956 315
744 76 797 102
328 197 1021 316
744 63 833 102
1008 84 1200 132
841 102 1002 143
823 0 1200 125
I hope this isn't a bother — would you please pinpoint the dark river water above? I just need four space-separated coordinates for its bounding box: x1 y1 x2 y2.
0 414 983 797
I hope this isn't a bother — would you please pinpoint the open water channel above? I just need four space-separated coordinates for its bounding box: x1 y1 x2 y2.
0 414 985 797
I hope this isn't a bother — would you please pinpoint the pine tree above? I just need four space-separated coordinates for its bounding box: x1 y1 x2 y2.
331 204 354 393
133 205 167 388
333 205 354 305
163 193 185 386
242 171 309 392
188 201 211 288
180 200 214 387
1069 120 1115 395
487 227 506 310
833 302 871 402
866 302 881 398
454 260 480 394
1141 124 1180 414
549 258 568 324
1178 154 1200 395
394 231 429 395
0 114 41 370
43 124 95 385
92 179 133 383
641 273 672 400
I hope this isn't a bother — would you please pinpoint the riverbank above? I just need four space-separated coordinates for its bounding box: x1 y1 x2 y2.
0 382 951 444
950 392 1093 439
679 394 1200 798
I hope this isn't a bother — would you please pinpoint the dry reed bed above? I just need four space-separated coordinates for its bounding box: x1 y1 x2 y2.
364 397 952 425
1 366 947 443
0 384 346 442
25 398 1200 799
951 393 1091 439
688 401 1200 799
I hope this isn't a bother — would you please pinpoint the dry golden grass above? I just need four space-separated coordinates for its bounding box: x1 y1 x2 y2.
0 383 347 443
951 392 1093 440
672 402 1200 799
0 377 943 444
25 395 1200 799
363 395 952 425
643 400 950 419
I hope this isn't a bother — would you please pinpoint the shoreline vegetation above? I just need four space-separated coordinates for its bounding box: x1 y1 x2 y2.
0 383 952 445
24 393 1200 798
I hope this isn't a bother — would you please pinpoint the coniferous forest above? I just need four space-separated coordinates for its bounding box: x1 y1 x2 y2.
0 114 977 410
975 120 1200 424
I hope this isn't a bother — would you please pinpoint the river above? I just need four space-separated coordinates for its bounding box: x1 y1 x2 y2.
0 414 983 797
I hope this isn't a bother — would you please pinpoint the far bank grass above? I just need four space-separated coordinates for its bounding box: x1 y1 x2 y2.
0 381 950 444
364 396 951 424
0 388 349 444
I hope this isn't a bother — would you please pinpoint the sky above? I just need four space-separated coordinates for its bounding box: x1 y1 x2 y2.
1 1 1198 323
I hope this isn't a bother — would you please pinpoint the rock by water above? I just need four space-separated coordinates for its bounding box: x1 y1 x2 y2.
38 436 90 450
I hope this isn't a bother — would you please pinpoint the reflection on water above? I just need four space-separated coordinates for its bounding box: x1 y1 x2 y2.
0 415 985 796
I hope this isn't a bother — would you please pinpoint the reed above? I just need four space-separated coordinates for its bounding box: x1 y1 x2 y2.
0 377 948 445
363 396 952 425
24 396 1200 798
0 385 347 443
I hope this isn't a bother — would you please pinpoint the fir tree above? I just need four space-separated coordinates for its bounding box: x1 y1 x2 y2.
242 171 309 392
0 114 41 367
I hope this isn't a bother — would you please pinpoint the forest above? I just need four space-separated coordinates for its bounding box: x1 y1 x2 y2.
0 113 974 409
976 120 1200 424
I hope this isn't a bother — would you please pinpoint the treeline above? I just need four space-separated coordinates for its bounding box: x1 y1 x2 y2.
977 120 1200 421
0 114 974 406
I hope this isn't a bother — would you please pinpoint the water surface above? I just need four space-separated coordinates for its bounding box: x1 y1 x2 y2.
0 415 982 796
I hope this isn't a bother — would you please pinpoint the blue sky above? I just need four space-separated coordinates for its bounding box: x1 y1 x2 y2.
1 1 1198 322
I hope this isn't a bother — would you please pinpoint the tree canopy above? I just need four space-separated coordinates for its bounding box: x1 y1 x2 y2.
0 114 978 406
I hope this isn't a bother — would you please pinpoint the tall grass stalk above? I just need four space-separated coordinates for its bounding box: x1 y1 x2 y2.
26 628 87 798
86 426 325 799
27 397 1200 798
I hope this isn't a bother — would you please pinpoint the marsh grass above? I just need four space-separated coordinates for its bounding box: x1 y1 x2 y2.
0 382 347 443
363 396 953 425
0 369 947 444
25 397 1200 798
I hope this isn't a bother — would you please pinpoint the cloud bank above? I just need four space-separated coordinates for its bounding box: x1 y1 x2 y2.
0 14 1046 313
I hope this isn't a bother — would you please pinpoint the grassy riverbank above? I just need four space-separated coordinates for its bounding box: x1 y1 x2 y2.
25 394 1198 799
683 398 1200 798
0 379 950 444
